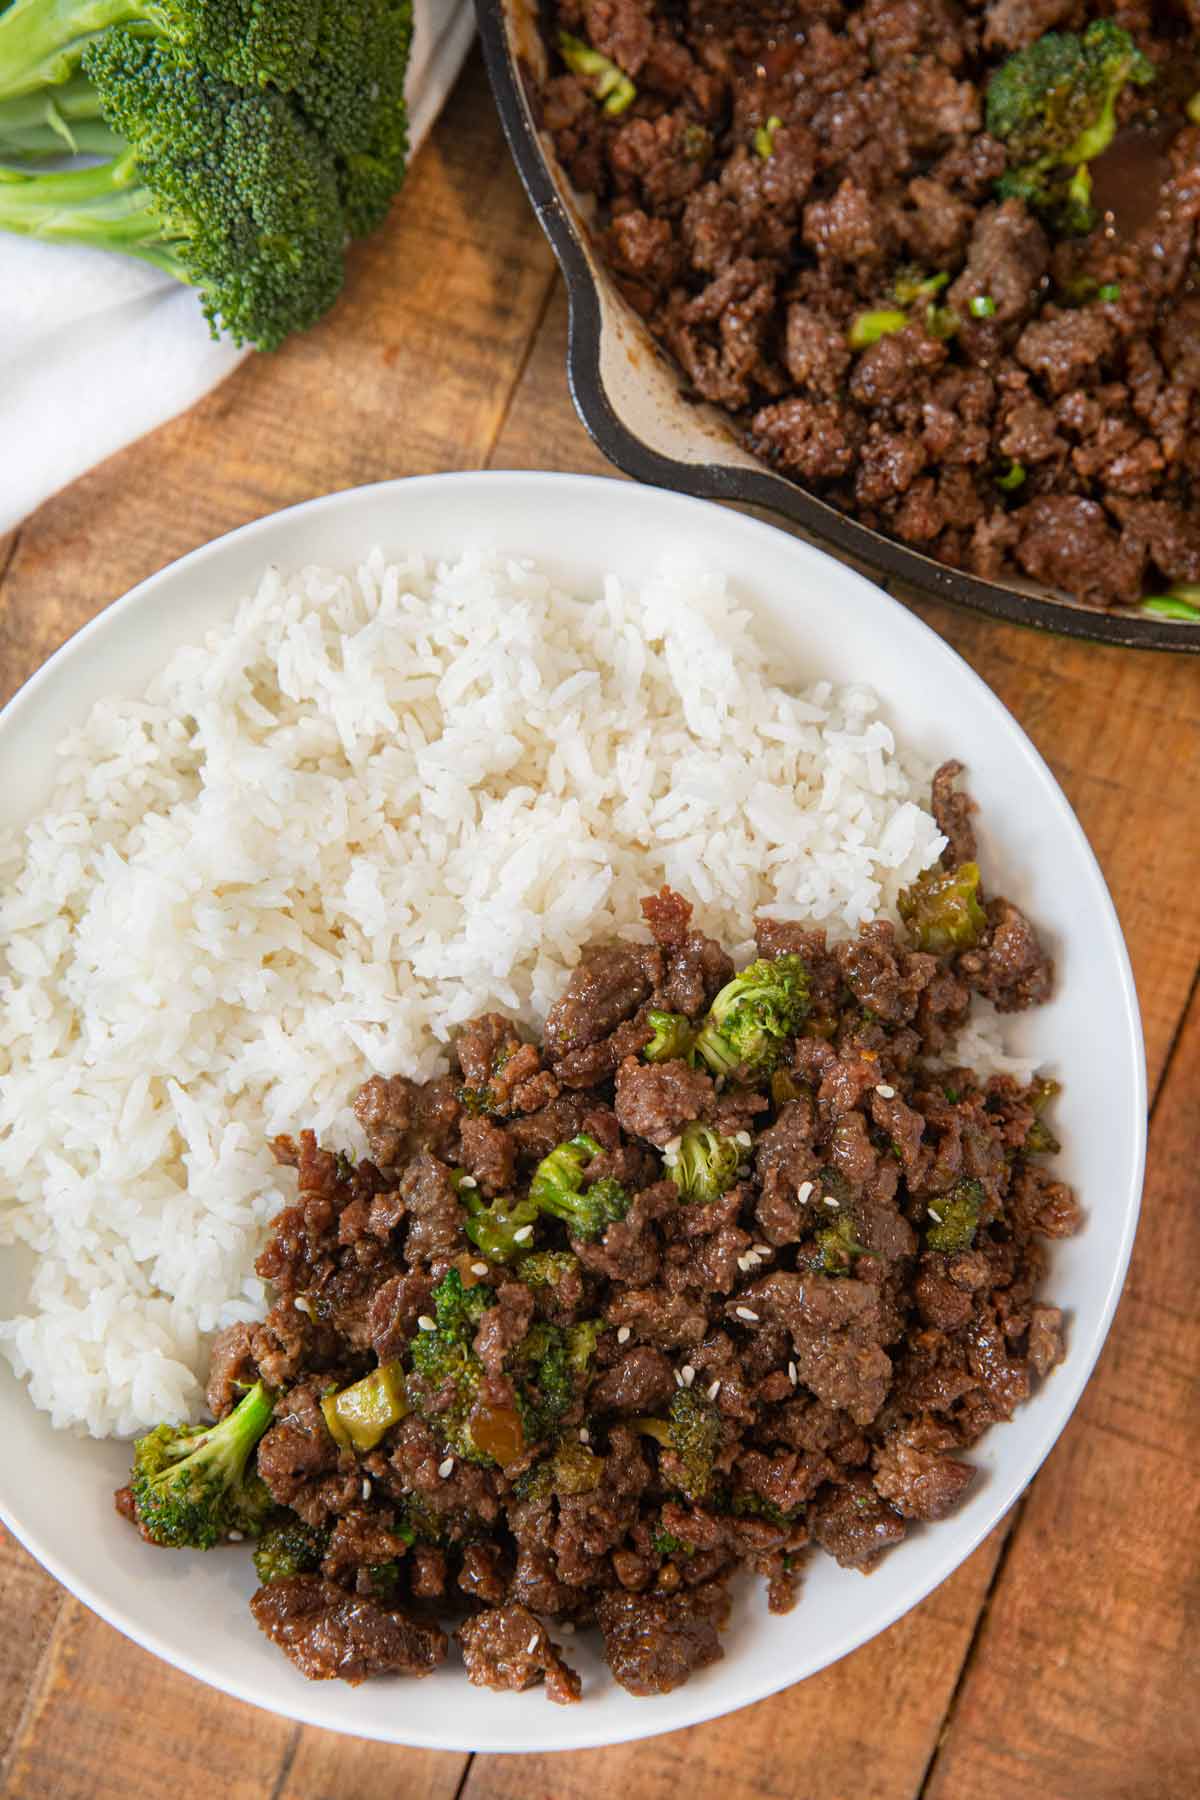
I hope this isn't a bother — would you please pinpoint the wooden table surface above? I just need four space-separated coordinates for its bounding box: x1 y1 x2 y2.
2 50 1198 1800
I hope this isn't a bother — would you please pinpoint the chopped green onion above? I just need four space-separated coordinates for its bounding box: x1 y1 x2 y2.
996 459 1027 492
848 308 908 349
925 303 959 340
754 114 782 159
1097 283 1120 302
893 270 949 305
969 294 997 318
558 31 637 116
1139 594 1200 621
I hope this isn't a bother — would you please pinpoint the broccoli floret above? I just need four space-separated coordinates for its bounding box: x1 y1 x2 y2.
811 1214 877 1275
0 31 346 349
651 1526 694 1557
664 1120 741 1204
530 1134 631 1239
514 1248 580 1290
319 1358 409 1453
511 1318 600 1447
462 1136 628 1259
1023 1076 1061 1155
642 1009 696 1064
693 954 810 1077
291 0 411 239
0 0 324 102
407 1268 494 1464
926 1178 984 1251
558 28 635 115
986 23 1155 233
898 861 987 954
631 1387 721 1501
253 1514 329 1584
129 1380 275 1549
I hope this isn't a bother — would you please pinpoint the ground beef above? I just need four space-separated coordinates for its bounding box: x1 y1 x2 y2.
595 1582 730 1695
249 1577 448 1683
539 0 1200 611
126 772 1077 1703
458 1603 582 1704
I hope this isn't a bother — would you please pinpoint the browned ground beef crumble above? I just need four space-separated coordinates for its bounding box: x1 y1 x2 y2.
536 0 1200 610
119 765 1078 1700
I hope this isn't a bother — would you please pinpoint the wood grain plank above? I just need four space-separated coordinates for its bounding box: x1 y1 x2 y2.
490 282 1200 1092
0 1531 66 1770
0 49 557 704
3 1600 296 1800
919 980 1200 1800
275 1728 466 1800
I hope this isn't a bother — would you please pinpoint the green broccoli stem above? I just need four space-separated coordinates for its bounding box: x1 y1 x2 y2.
0 0 160 101
0 70 120 155
0 151 186 271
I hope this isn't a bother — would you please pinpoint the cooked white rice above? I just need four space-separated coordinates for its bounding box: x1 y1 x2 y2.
0 547 964 1437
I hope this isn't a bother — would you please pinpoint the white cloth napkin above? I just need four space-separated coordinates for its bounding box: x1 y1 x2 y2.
0 0 476 535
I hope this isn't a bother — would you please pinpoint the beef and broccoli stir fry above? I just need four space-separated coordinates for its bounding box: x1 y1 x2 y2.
116 765 1078 1701
539 0 1200 618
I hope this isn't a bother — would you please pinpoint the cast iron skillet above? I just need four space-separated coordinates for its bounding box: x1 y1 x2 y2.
475 0 1198 653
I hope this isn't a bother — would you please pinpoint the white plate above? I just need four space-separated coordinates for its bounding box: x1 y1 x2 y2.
0 473 1145 1752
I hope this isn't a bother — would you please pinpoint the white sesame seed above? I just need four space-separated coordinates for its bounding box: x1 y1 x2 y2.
663 1135 683 1157
617 1325 630 1344
471 1262 489 1277
674 1368 685 1387
227 1529 244 1543
294 1296 312 1316
707 1380 722 1401
735 1306 760 1323
458 1175 478 1189
681 1365 695 1387
876 1084 896 1100
822 1195 840 1209
734 1130 753 1148
527 1633 540 1654
438 1456 455 1479
513 1225 534 1244
797 1180 814 1204
788 1361 798 1385
928 1207 943 1223
362 1478 372 1501
579 1428 590 1444
737 1254 754 1273
753 1244 771 1256
417 1315 436 1331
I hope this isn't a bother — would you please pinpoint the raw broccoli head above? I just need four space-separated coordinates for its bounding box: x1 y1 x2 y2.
0 0 326 103
252 1513 329 1583
130 1380 275 1548
987 23 1154 233
693 954 810 1077
642 1010 696 1063
664 1121 741 1204
291 0 411 237
925 1178 984 1252
632 1386 721 1501
898 861 986 954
